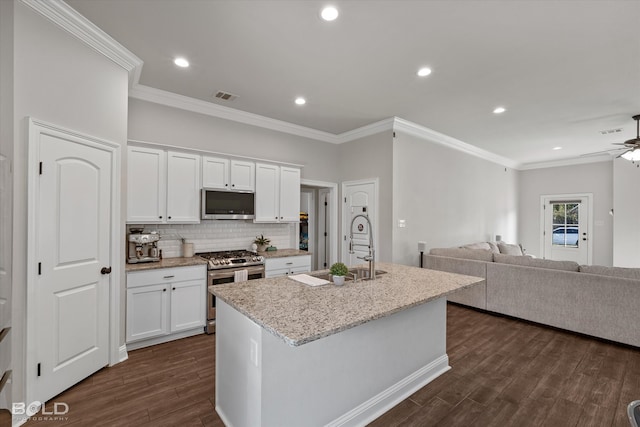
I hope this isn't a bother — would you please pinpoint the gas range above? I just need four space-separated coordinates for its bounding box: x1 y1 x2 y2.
197 250 265 270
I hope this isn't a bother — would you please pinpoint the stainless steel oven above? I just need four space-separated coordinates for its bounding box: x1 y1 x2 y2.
199 251 265 334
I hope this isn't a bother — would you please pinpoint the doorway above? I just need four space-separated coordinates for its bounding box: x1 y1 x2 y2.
541 194 592 264
300 180 338 270
27 118 121 404
342 179 378 267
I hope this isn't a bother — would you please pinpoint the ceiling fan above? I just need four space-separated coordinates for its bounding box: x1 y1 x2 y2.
613 114 640 161
580 114 640 161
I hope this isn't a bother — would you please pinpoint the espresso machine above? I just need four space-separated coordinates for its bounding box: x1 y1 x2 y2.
127 229 161 263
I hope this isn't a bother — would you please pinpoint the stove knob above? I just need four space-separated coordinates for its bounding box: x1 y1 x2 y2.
224 259 230 265
252 256 257 261
258 256 264 262
212 260 219 265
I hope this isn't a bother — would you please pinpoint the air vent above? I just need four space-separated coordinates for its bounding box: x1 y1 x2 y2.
214 91 238 101
599 128 623 135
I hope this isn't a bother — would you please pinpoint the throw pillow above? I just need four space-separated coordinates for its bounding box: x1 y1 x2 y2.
497 242 523 256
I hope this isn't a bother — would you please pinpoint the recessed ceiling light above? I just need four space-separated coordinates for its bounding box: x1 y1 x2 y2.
417 67 432 77
493 107 506 114
553 146 563 150
295 97 306 105
321 6 339 21
174 57 189 68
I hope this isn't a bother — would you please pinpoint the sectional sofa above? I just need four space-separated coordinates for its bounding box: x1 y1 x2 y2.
424 244 640 347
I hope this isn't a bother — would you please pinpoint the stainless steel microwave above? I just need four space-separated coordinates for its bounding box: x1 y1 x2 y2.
201 189 255 220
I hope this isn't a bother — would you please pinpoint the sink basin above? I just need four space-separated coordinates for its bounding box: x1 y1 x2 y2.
349 268 387 281
308 269 387 283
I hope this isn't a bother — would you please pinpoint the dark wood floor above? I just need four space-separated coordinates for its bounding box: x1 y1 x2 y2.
3 303 638 426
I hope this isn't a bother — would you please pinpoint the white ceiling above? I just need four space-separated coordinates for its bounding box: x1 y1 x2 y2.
65 0 640 166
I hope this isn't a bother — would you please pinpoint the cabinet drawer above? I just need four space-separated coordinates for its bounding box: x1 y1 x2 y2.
127 265 206 288
265 256 311 271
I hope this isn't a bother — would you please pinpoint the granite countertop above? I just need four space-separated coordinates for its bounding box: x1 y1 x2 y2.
125 256 208 272
258 249 311 259
211 262 483 347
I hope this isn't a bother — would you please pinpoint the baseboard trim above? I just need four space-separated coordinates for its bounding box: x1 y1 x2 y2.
125 328 204 351
326 354 451 427
118 344 128 364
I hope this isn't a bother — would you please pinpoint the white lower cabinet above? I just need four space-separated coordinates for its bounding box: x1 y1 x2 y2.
126 264 206 349
265 255 311 278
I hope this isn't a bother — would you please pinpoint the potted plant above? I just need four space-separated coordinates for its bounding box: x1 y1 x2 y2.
329 262 349 286
254 234 271 252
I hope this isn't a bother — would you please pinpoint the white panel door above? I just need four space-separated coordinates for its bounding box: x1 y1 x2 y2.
230 160 255 192
279 167 301 222
255 163 280 222
127 146 166 223
166 151 200 223
170 280 205 332
126 284 169 342
36 132 111 403
202 156 229 190
342 181 377 267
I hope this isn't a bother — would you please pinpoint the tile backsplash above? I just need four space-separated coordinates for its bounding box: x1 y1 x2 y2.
130 221 295 258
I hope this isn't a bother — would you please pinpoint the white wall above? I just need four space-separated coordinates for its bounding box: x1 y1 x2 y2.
613 158 640 267
0 0 14 411
128 98 340 183
11 1 129 404
338 130 394 262
518 161 613 265
391 130 518 266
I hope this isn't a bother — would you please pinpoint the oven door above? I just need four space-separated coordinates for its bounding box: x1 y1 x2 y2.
207 265 265 333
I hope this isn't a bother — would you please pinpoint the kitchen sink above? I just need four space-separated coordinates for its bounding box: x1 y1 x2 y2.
309 268 387 283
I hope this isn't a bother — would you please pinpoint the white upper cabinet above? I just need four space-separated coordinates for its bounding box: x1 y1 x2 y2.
127 146 167 223
230 160 255 192
279 167 301 222
202 156 229 190
166 151 201 223
202 157 255 192
127 146 200 224
255 163 300 223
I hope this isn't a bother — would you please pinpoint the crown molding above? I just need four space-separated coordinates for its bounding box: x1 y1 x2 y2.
392 117 520 169
334 117 395 143
20 0 143 85
131 84 396 144
518 153 613 170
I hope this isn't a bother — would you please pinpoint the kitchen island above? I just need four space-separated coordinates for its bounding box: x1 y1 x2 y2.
211 262 483 427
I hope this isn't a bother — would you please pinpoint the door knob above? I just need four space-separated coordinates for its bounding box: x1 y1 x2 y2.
100 266 112 275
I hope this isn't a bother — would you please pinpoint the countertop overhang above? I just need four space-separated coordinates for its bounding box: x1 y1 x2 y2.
211 262 483 347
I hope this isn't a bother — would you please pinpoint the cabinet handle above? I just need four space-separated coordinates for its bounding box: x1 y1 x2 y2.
232 184 235 187
159 216 163 219
163 288 167 292
172 287 176 291
225 184 228 187
280 216 283 219
275 216 278 219
286 262 293 265
168 216 172 219
163 275 175 279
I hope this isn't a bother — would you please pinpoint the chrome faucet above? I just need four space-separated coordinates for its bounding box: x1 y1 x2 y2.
348 214 375 280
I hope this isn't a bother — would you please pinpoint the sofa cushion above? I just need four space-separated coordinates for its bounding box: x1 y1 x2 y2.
494 253 579 272
462 242 491 251
429 247 494 262
462 241 500 254
580 264 640 281
497 242 523 256
487 241 500 254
